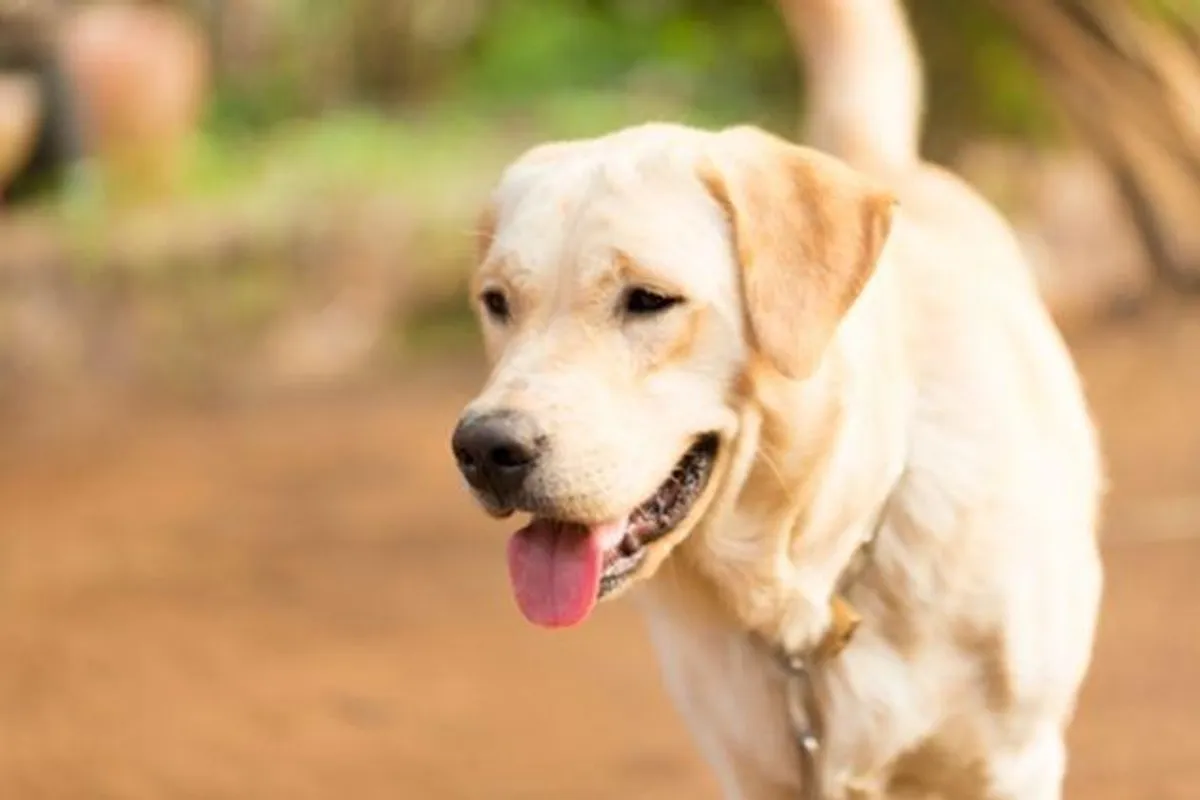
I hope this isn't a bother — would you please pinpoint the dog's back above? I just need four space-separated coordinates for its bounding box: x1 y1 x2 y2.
778 3 1104 795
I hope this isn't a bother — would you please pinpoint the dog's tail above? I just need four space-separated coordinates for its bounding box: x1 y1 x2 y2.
778 0 925 172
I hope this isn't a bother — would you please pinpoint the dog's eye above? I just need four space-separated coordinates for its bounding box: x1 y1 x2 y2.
624 288 683 316
480 289 510 322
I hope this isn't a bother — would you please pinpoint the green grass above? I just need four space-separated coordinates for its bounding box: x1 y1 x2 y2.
50 89 729 235
10 93 737 376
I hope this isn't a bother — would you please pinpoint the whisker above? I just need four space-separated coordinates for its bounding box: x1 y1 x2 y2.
754 443 789 491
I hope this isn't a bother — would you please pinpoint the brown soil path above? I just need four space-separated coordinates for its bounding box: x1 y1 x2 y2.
1 304 1198 799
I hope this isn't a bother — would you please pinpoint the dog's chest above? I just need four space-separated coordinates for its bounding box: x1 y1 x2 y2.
637 583 930 799
638 590 807 794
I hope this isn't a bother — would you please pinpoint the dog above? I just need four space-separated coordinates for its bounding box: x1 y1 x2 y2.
451 0 1103 797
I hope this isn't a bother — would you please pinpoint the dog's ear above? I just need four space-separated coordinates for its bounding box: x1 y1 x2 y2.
700 126 896 379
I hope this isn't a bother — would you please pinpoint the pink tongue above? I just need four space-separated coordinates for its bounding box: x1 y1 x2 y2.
506 519 623 628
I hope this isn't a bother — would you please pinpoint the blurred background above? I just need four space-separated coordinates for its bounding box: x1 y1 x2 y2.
0 0 1198 797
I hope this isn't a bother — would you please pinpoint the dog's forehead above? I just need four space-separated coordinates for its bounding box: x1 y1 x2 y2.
488 134 738 300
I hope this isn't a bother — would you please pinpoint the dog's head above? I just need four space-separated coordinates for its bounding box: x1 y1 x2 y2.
451 123 895 628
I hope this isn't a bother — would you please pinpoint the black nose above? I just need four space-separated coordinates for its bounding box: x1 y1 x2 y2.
451 410 547 502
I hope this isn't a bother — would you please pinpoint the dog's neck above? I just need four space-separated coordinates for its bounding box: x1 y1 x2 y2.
667 255 913 657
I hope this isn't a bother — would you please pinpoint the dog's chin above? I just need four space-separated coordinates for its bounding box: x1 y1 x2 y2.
503 433 722 629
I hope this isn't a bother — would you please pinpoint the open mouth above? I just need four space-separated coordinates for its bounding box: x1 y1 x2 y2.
506 434 720 629
598 434 721 597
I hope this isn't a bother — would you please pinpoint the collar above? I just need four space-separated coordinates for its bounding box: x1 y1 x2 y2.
752 485 896 800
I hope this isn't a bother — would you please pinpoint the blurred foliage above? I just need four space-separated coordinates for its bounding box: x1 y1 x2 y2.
907 0 1058 153
19 0 1072 311
201 0 1065 160
8 0 1194 380
452 0 800 129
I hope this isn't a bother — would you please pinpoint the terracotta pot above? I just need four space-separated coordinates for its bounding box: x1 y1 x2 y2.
60 3 209 188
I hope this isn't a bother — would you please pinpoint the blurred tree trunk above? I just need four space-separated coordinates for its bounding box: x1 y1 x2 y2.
347 0 416 103
987 0 1200 292
347 0 488 105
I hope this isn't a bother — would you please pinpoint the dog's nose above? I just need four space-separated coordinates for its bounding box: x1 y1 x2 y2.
451 410 546 501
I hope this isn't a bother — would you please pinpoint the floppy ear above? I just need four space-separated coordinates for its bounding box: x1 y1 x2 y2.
700 126 897 379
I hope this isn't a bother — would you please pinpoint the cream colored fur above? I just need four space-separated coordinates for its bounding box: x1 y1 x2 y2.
457 3 1103 798
778 0 924 170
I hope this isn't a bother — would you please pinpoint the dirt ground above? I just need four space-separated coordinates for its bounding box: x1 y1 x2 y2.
1 301 1198 800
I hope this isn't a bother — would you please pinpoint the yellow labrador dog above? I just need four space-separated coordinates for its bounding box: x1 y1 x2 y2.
451 1 1102 797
